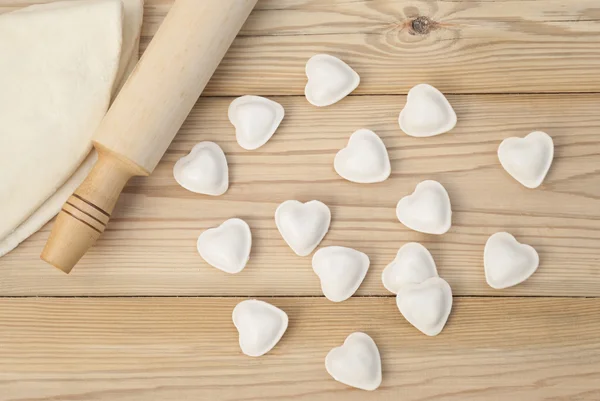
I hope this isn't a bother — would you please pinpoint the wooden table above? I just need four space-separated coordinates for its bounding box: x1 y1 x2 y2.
2 1 600 400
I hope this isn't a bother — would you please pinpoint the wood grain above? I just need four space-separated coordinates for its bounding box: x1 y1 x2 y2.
145 0 600 95
2 94 599 296
1 297 599 401
3 0 600 94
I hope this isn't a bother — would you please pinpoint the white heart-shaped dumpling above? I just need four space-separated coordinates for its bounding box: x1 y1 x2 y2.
325 332 382 391
497 131 554 189
399 84 457 137
173 142 228 196
396 180 452 235
197 218 252 274
312 246 370 302
232 299 288 357
275 200 331 256
381 242 438 294
305 54 360 107
334 129 391 184
484 232 539 289
228 95 284 150
396 277 453 336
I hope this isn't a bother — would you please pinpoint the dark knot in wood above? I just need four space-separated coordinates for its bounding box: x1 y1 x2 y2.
410 16 435 35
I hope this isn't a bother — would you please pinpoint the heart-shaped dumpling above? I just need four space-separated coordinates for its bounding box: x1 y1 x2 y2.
232 299 288 357
312 246 370 302
497 131 554 189
275 200 331 256
396 276 453 336
484 232 539 289
173 142 228 196
381 242 438 294
325 332 382 391
305 54 360 107
396 180 452 235
228 95 284 150
334 129 391 184
197 218 251 274
399 84 457 137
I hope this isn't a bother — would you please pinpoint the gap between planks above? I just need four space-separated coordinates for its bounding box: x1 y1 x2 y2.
197 92 600 97
0 295 598 299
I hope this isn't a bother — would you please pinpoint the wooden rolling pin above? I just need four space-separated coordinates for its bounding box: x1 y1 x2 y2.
41 0 258 273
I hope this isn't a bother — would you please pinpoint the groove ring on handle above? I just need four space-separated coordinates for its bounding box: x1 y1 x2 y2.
61 195 110 234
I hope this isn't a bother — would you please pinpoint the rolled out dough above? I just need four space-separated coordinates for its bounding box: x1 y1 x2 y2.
0 0 144 257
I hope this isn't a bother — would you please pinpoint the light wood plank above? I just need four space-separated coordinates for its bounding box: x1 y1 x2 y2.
145 0 600 95
2 94 600 296
164 0 600 35
1 297 599 401
3 0 600 94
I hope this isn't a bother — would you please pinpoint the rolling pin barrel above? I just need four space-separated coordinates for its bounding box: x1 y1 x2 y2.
41 0 258 273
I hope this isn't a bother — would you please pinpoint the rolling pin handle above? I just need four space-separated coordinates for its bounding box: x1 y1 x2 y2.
41 147 144 273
